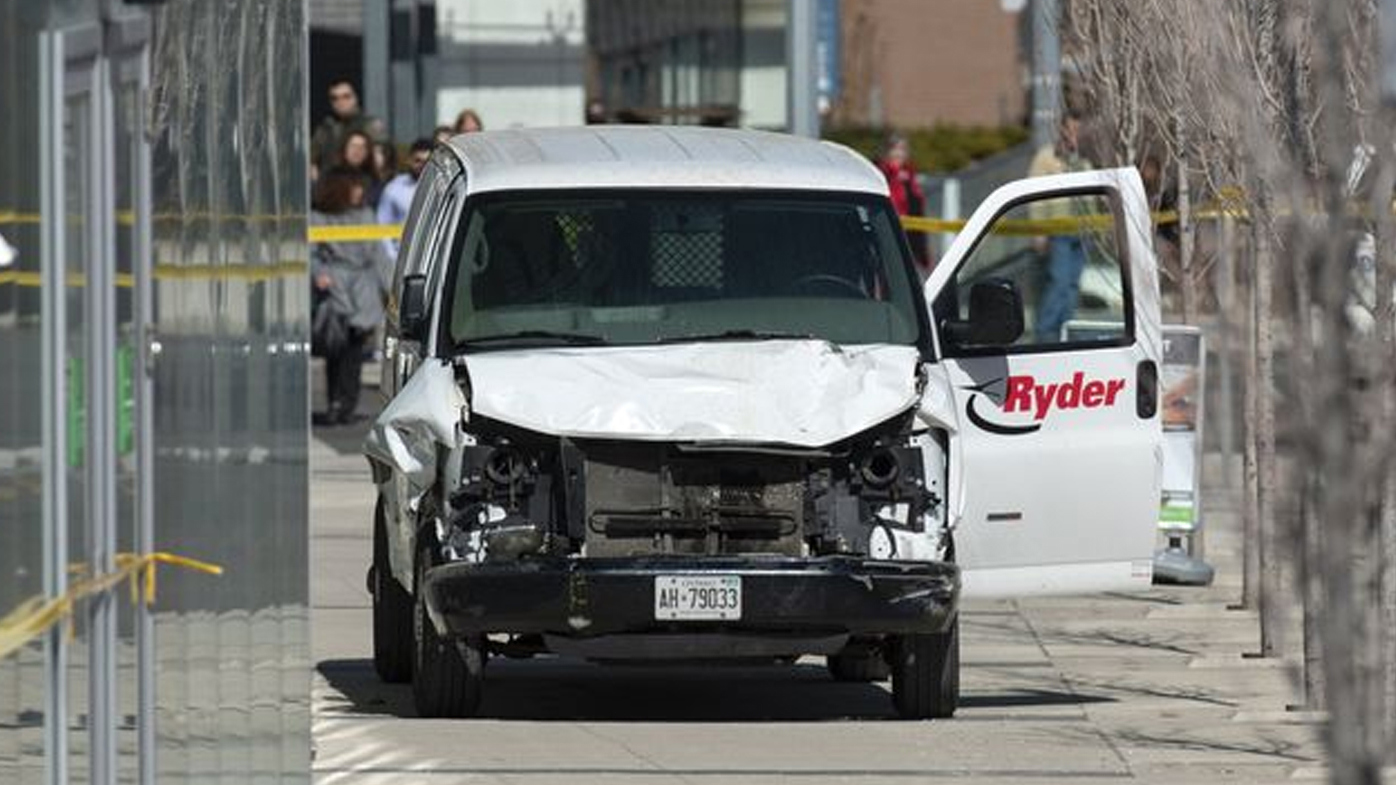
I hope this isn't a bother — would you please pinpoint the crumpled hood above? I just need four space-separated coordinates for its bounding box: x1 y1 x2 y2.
463 341 922 448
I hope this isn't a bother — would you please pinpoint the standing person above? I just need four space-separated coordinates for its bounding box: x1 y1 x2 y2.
311 79 385 174
339 130 386 210
377 138 433 258
453 108 484 134
1027 113 1093 342
878 134 930 273
432 125 453 146
311 167 393 426
372 140 397 185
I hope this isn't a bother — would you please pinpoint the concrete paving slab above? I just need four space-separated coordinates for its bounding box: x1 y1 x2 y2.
309 428 1331 783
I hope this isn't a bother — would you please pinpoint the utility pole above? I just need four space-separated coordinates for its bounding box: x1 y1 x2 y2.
363 0 390 124
1031 0 1060 149
787 0 819 138
1378 0 1396 760
1384 0 1396 103
389 0 420 143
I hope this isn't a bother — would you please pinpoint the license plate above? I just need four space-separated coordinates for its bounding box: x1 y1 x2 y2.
654 575 742 621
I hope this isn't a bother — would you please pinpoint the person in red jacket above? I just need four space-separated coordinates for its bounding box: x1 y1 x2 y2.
879 134 931 273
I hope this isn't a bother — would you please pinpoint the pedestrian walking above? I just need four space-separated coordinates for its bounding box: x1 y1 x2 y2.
311 79 385 176
377 138 433 258
311 167 393 426
878 134 931 274
453 108 484 134
339 130 386 209
372 140 397 185
1027 113 1094 343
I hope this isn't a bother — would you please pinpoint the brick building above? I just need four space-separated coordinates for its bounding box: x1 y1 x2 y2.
833 0 1028 129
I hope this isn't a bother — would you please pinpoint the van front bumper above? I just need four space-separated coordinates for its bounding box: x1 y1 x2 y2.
421 555 959 640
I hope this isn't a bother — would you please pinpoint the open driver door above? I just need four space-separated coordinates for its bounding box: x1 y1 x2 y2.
924 168 1163 598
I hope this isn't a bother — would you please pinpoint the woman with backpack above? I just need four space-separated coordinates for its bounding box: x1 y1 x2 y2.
311 166 393 425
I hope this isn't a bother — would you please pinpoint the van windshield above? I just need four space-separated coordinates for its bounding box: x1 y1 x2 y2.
444 190 927 351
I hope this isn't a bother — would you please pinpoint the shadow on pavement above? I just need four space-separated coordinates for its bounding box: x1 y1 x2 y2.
311 372 385 456
960 689 1115 709
317 657 1115 721
312 419 376 457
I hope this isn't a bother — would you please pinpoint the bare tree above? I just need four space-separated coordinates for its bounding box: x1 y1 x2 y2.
1067 0 1396 780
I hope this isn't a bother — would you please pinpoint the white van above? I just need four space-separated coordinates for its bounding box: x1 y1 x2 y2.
364 126 1162 719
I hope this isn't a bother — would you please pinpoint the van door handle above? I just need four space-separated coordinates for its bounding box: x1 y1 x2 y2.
1136 360 1158 419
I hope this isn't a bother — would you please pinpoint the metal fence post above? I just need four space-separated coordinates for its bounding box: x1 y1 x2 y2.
786 0 819 138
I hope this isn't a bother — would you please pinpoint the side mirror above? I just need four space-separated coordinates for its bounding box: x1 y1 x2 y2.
400 273 429 343
941 278 1024 348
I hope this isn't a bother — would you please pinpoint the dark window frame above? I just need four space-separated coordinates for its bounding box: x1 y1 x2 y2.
432 187 937 360
932 186 1137 359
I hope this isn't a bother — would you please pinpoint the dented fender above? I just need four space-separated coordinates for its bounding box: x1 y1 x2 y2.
364 360 468 588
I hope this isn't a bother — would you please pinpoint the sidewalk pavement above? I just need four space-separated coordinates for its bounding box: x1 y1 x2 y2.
311 417 1351 783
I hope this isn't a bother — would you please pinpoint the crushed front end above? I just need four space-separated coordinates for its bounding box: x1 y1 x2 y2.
420 411 958 660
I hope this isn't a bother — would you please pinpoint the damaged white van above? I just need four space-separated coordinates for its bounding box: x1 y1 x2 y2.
364 127 1162 719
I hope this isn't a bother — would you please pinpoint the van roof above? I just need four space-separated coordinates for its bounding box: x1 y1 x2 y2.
443 126 888 196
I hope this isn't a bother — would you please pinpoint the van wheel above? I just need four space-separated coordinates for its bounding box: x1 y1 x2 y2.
411 541 484 718
890 616 959 719
372 502 414 683
826 650 890 682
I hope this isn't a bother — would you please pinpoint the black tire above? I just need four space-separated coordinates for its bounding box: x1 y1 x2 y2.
372 502 414 683
890 616 959 719
826 650 891 682
411 539 484 718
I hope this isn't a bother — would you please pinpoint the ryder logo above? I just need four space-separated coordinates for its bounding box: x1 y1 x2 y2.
964 373 1127 436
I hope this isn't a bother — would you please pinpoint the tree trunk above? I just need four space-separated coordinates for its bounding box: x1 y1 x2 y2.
1253 222 1282 658
1177 135 1197 324
1369 152 1396 764
1216 215 1237 481
1383 463 1396 762
1300 466 1325 708
1284 212 1325 709
1372 195 1396 766
1310 235 1376 785
1241 228 1261 611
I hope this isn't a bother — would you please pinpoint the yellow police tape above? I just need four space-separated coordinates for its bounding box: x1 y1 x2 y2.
5 208 1216 245
0 199 1261 263
313 205 1259 244
0 210 304 227
0 208 1234 290
308 223 402 242
308 213 1144 244
0 263 305 289
0 552 223 662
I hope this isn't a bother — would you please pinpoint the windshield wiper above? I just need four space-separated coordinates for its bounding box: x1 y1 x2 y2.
456 330 610 349
656 329 818 344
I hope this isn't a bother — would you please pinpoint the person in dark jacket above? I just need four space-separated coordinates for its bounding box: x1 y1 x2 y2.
311 167 393 425
310 79 385 177
878 134 930 273
339 130 387 210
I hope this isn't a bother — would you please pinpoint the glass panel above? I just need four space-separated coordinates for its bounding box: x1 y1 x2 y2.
4 4 310 780
62 86 93 785
111 72 141 783
446 191 924 349
0 7 49 783
145 1 310 780
936 192 1129 349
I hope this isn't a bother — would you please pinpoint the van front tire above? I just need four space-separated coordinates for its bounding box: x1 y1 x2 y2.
411 540 484 718
372 502 414 683
890 616 959 719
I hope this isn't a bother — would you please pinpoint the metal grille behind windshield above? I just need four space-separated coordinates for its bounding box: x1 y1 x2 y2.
445 190 926 350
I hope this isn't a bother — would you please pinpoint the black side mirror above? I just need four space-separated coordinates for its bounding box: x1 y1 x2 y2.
400 273 429 342
941 278 1025 348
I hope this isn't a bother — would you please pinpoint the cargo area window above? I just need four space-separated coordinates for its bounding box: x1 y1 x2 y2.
444 190 928 351
933 190 1132 354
